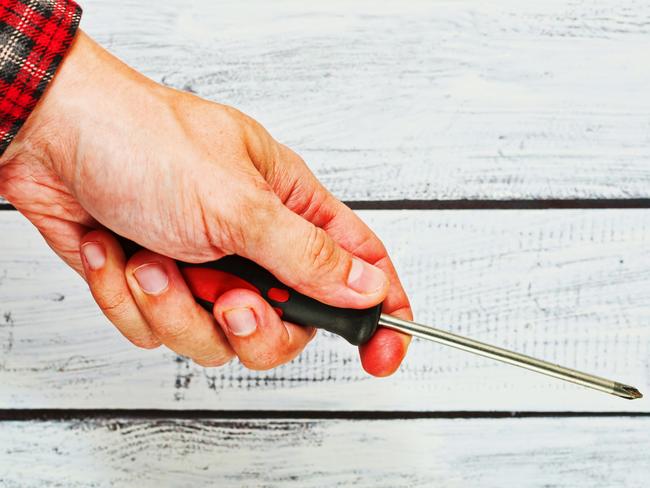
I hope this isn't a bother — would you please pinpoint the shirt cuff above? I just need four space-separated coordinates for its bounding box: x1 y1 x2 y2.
0 0 82 155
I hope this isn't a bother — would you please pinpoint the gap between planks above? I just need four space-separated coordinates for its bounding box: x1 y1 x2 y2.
1 409 650 422
4 199 650 212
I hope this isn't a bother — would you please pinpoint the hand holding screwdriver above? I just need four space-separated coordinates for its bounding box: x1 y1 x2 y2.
0 31 412 375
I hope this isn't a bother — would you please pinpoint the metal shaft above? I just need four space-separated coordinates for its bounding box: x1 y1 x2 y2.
379 314 643 400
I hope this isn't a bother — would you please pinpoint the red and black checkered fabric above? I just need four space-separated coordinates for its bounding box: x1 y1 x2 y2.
0 0 81 155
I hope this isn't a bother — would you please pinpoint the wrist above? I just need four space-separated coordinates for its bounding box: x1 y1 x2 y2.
0 29 79 170
0 30 162 185
0 31 94 173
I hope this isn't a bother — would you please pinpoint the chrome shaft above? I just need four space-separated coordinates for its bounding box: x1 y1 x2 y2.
379 314 643 400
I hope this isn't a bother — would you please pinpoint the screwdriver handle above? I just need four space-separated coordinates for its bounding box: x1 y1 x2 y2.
178 255 382 346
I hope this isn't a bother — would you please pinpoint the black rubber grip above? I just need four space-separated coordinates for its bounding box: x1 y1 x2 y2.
180 255 382 346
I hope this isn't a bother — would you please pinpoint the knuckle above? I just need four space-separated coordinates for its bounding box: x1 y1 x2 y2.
214 105 252 141
152 319 191 343
200 203 245 253
227 105 267 137
302 226 339 276
95 293 162 350
130 336 162 350
98 291 130 317
194 353 233 368
242 351 282 371
221 104 246 123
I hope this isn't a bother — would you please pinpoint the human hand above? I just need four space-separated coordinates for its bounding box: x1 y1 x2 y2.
0 31 412 374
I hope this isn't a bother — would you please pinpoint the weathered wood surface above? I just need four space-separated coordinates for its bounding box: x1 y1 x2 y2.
2 1 650 484
77 0 650 201
1 417 648 487
5 0 650 199
2 209 648 411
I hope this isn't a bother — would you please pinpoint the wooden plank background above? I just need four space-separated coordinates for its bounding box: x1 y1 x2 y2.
2 210 649 411
3 0 650 206
1 416 649 487
2 0 650 486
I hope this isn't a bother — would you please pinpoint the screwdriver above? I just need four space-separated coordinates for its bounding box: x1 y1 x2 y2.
178 255 643 400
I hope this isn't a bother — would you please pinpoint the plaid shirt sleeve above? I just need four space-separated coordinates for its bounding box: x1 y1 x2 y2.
0 0 81 156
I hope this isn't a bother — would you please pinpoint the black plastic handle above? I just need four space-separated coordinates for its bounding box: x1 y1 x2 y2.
179 255 382 346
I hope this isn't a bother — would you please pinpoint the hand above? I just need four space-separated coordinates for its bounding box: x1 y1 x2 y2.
0 31 412 374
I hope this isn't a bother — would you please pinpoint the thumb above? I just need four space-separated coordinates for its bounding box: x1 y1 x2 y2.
240 199 389 309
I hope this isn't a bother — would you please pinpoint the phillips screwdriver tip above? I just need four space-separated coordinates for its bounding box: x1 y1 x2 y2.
614 384 643 400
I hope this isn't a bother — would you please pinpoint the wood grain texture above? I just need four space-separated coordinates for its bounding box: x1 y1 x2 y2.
3 0 650 206
74 0 650 201
1 417 649 487
1 210 649 411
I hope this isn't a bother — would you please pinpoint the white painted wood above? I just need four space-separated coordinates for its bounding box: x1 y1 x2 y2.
1 417 648 487
71 0 650 200
1 210 649 411
4 0 650 206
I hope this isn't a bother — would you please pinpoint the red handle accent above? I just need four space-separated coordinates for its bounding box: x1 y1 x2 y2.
268 287 291 303
181 267 260 303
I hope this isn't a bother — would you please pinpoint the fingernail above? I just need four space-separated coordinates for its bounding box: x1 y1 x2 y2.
81 242 106 271
347 258 387 295
134 263 169 295
224 307 257 337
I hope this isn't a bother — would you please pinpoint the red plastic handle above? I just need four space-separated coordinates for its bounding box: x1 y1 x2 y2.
181 267 261 301
178 255 381 345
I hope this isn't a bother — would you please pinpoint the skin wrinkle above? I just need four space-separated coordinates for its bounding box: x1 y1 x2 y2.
194 353 232 368
277 169 302 207
41 223 91 276
27 190 88 224
298 226 341 286
150 313 193 342
197 198 229 263
239 111 277 178
275 159 339 231
344 231 379 262
93 288 131 318
192 341 235 365
230 185 277 254
293 189 337 229
1 162 69 201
